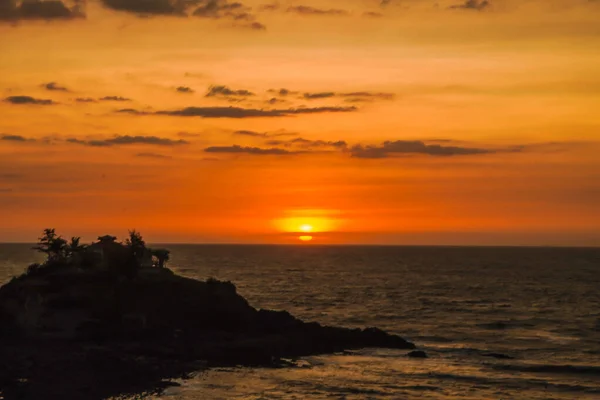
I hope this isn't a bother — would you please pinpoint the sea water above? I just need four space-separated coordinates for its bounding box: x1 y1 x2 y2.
1 244 599 399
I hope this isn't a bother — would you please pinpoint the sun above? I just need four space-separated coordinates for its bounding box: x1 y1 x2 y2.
299 235 313 242
299 224 313 233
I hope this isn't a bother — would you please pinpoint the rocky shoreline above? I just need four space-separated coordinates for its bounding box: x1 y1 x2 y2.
0 264 416 399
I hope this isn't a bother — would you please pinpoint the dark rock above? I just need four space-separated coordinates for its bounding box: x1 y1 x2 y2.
407 350 428 358
0 266 415 399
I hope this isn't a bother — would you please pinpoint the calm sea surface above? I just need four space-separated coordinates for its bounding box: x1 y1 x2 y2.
1 244 599 399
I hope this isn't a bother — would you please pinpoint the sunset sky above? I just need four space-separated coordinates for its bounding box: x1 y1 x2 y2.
1 0 599 245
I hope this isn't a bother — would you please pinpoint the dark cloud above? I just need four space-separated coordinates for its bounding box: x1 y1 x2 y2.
176 86 194 93
43 82 69 91
258 3 278 11
1 134 30 142
191 0 265 27
99 96 131 101
205 85 255 97
303 91 395 100
99 0 265 27
350 140 497 159
449 0 490 10
286 5 349 16
267 97 284 104
233 130 268 137
267 88 297 97
266 137 347 149
4 96 54 105
245 21 266 30
116 108 147 115
100 0 184 15
204 145 295 155
0 0 83 22
233 129 297 138
304 92 336 99
136 152 173 159
193 0 243 18
67 135 189 147
75 97 97 103
122 105 357 118
341 91 394 100
363 11 383 17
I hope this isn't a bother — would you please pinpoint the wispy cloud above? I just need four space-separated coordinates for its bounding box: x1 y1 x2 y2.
176 86 194 93
205 85 255 97
4 96 54 105
118 105 357 118
43 82 69 92
66 135 189 147
204 145 297 155
266 137 347 149
0 0 83 22
350 140 504 159
1 134 30 142
449 0 490 11
136 152 173 159
286 5 349 16
99 96 131 102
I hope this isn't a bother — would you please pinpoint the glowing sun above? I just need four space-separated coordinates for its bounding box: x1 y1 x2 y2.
299 224 313 233
299 235 313 242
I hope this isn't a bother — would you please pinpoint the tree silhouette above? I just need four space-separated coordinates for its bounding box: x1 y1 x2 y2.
66 237 86 258
125 230 146 258
33 228 67 261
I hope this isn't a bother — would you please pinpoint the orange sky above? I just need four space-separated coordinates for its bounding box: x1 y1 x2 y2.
1 0 599 245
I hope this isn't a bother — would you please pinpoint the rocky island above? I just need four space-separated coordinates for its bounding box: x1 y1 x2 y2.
0 230 416 399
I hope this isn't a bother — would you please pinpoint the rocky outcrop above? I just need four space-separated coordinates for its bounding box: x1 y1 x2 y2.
0 265 415 399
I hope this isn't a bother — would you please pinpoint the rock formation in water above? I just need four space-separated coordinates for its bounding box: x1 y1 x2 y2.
0 230 415 399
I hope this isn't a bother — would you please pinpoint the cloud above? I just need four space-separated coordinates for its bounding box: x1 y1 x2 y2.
191 0 265 27
341 91 394 100
303 91 395 100
363 11 383 17
176 86 194 93
350 140 498 159
267 88 300 98
258 3 278 11
75 97 97 103
1 134 30 142
0 0 83 22
205 85 255 97
266 137 347 149
449 0 490 11
136 152 173 159
120 105 357 118
116 108 147 115
233 130 268 137
286 5 349 16
4 96 54 105
245 21 266 30
303 92 336 99
204 145 295 155
100 0 184 15
192 0 242 18
99 95 131 101
67 135 189 147
43 82 69 91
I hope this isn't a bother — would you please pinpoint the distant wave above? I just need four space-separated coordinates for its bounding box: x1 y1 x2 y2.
492 363 600 376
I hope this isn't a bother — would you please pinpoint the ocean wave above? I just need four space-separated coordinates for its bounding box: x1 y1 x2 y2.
491 363 600 376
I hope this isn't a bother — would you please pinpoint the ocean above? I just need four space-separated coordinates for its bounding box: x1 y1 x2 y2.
1 244 599 399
